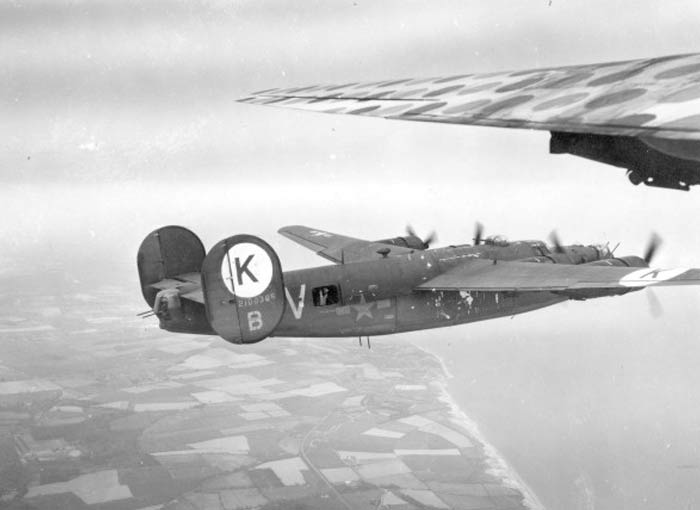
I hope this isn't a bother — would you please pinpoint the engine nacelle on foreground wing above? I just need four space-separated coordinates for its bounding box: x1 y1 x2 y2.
555 255 649 300
550 132 700 191
519 244 609 265
138 227 285 343
586 256 648 268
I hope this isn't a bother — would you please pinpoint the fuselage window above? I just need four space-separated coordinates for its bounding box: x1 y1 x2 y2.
312 285 340 306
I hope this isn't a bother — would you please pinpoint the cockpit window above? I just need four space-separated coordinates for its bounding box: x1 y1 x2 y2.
485 235 509 247
594 244 613 259
312 285 340 306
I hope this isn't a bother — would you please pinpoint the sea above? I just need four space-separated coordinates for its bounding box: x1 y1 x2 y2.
411 288 700 510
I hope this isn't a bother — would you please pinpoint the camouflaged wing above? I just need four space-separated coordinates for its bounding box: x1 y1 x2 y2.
240 53 700 141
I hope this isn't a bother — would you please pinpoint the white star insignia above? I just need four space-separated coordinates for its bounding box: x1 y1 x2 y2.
352 294 374 321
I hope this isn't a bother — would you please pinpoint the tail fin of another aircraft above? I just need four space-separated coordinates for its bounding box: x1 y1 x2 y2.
201 234 285 344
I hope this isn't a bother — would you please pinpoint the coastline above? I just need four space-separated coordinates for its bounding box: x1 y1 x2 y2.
413 340 547 510
2 268 550 509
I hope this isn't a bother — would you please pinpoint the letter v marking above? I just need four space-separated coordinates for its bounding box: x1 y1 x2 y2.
284 284 306 320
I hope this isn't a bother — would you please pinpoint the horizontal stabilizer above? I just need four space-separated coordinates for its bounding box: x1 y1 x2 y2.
150 273 204 303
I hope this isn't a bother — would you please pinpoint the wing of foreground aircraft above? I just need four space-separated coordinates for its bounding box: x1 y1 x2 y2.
240 53 700 190
240 54 700 140
278 225 415 263
417 258 700 293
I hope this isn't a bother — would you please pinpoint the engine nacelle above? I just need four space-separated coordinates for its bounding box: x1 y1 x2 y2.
374 235 427 250
518 256 556 264
550 131 700 191
556 255 648 300
558 245 610 265
520 245 610 265
585 255 647 268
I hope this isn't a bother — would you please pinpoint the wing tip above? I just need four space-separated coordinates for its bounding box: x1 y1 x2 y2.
277 224 308 234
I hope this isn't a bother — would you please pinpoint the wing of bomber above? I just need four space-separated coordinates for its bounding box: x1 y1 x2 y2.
279 225 415 263
239 53 700 141
417 258 700 293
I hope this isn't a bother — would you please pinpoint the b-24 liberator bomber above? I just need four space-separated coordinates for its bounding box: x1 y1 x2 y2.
240 53 700 191
137 224 700 344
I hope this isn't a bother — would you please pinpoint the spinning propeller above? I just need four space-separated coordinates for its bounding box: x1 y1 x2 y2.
647 288 663 319
643 232 662 264
548 230 566 254
473 222 484 246
642 232 663 319
406 225 437 249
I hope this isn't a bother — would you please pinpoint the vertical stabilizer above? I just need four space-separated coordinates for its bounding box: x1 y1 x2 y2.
201 235 285 344
137 226 206 308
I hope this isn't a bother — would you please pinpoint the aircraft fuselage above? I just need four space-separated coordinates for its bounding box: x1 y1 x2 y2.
138 226 661 344
271 242 613 338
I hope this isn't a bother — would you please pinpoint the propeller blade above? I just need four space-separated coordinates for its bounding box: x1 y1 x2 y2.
405 224 436 248
549 230 565 254
644 232 662 264
647 288 663 319
473 222 484 245
423 230 437 248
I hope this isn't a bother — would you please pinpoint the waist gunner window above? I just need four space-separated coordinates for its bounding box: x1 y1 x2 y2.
313 285 340 306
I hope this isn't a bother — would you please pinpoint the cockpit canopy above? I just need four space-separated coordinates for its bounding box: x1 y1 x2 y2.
593 243 613 259
483 235 509 247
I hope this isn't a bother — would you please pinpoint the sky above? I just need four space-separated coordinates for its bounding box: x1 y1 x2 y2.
2 0 700 274
2 2 700 508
